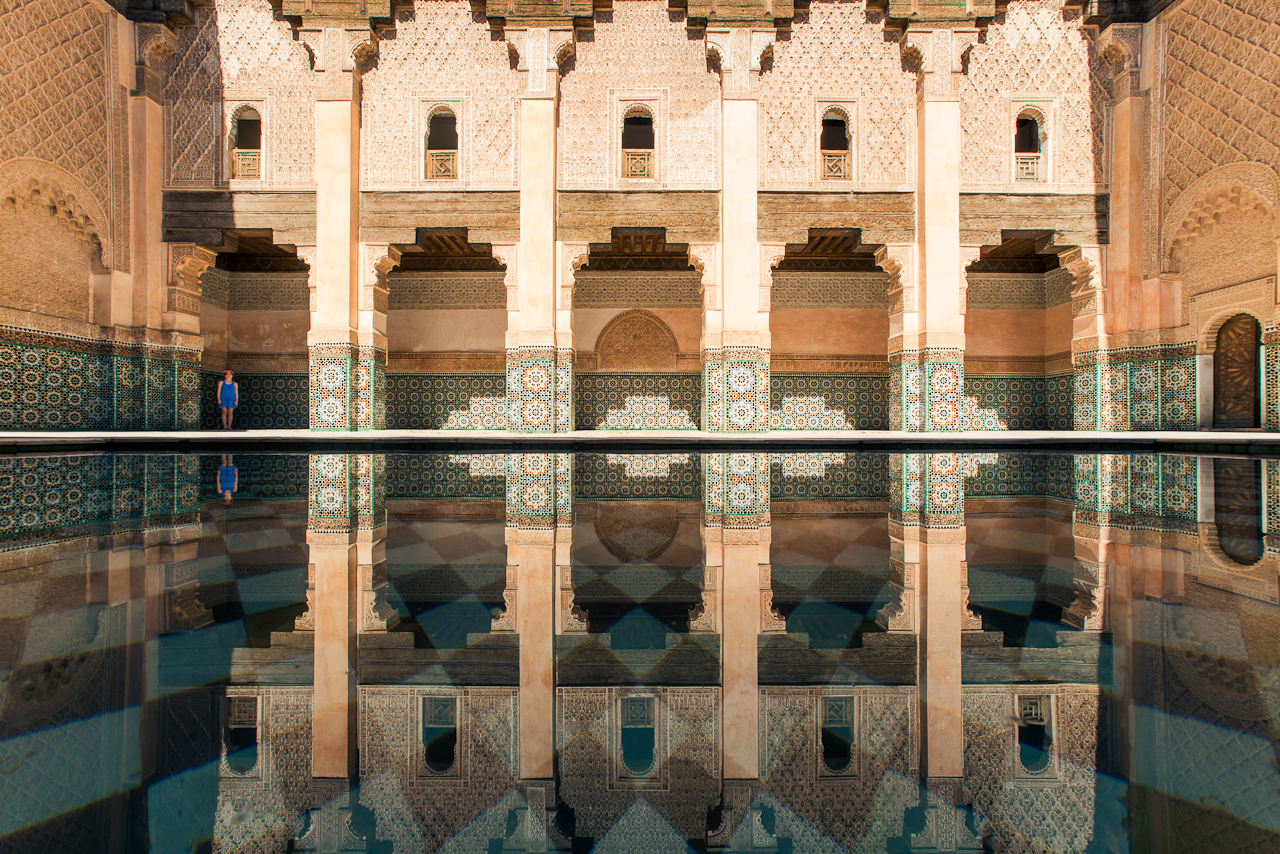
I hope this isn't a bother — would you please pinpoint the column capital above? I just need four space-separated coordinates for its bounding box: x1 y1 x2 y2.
705 28 776 99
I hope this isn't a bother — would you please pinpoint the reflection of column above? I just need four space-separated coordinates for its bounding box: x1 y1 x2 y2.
505 453 568 778
356 454 392 629
891 454 965 791
706 452 770 779
308 454 358 778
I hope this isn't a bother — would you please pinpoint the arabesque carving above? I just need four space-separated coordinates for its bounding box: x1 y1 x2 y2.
2 176 103 255
1165 176 1278 273
594 310 680 372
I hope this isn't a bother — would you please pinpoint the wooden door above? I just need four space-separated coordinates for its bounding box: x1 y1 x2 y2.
1213 314 1261 428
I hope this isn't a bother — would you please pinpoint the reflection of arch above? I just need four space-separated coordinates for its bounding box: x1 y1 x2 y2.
1212 314 1261 429
595 309 679 372
594 501 679 564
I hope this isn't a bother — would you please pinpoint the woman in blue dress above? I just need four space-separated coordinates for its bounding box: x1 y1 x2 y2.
217 369 239 429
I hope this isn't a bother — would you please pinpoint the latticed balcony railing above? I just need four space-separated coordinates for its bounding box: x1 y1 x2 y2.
623 149 654 179
821 150 850 180
1016 154 1042 181
231 149 260 180
429 150 457 180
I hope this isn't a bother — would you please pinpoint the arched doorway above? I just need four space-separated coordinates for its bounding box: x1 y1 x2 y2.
1213 314 1261 428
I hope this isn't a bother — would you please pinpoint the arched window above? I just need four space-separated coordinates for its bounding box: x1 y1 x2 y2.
427 108 458 180
1016 695 1052 774
231 107 261 180
820 696 854 772
1015 111 1046 182
422 696 458 773
820 109 850 180
622 106 655 180
223 695 258 776
620 696 657 776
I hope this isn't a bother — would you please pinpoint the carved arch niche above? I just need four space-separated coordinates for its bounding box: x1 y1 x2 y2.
0 163 109 324
593 310 680 372
1164 165 1279 295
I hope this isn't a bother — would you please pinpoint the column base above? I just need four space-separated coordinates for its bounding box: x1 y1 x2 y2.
890 349 963 431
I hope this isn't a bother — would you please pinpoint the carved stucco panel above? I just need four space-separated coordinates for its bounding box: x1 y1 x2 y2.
558 2 720 190
958 0 1110 190
759 1 915 190
362 2 521 189
165 0 315 189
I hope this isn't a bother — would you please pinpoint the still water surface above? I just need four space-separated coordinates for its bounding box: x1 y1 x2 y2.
0 451 1276 853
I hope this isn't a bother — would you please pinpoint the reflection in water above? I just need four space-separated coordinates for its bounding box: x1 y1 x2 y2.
0 451 1276 852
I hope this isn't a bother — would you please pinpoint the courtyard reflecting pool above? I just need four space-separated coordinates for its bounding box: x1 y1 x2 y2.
0 450 1277 853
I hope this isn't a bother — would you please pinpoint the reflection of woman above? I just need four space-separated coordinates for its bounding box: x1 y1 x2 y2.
217 370 239 430
219 454 238 505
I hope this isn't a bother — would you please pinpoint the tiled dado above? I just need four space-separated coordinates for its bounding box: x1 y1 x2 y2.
200 372 308 430
386 374 506 429
575 373 700 430
308 344 384 431
769 374 889 430
963 375 1073 430
889 350 963 431
506 348 573 433
0 327 200 431
704 348 770 432
1073 346 1195 431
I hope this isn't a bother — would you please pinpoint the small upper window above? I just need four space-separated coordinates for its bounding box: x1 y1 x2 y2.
1015 113 1045 182
427 109 458 180
231 107 261 180
820 109 850 180
622 108 655 180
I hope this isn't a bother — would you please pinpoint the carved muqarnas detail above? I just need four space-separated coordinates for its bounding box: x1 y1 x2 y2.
594 310 680 372
1168 182 1276 272
3 177 102 257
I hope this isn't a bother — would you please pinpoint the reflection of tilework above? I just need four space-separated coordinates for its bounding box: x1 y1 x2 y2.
1073 453 1196 533
506 350 556 433
506 453 557 527
355 453 385 528
770 453 889 500
963 376 1073 430
965 454 1073 500
384 454 505 499
386 374 506 429
309 344 356 431
1267 461 1280 552
706 452 769 525
575 374 700 430
200 373 309 430
769 375 888 430
575 453 700 499
555 452 573 521
308 454 354 529
0 455 200 551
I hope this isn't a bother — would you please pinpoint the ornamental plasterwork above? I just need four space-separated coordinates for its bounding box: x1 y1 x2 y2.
558 2 719 190
387 271 508 310
958 0 1110 192
1162 0 1280 211
572 270 701 309
226 271 311 311
759 2 914 190
1189 276 1277 355
964 272 1047 311
770 272 889 309
362 3 521 189
165 0 315 189
1161 162 1280 274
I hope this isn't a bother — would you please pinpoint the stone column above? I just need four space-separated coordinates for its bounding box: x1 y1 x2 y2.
307 29 366 430
506 29 570 432
307 453 359 778
893 30 979 431
704 32 770 432
356 245 396 430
